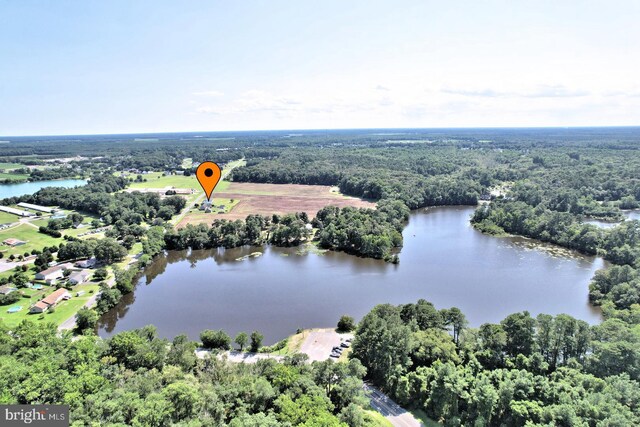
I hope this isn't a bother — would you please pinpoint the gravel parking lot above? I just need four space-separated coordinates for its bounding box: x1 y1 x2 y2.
299 329 354 362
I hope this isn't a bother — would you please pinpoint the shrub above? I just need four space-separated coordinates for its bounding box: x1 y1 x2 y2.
337 315 356 332
200 329 231 350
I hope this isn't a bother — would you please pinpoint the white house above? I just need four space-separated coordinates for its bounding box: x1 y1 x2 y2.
68 270 90 285
35 263 73 282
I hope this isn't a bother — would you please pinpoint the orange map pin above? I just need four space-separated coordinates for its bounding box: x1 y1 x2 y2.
196 161 222 200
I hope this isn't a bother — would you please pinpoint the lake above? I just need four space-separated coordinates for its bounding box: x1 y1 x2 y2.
98 206 604 344
0 179 87 199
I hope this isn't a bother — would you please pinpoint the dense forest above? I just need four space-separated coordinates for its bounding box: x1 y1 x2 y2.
350 300 640 426
0 321 378 427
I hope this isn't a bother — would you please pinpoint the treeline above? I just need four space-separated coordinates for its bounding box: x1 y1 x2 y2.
56 238 127 265
0 321 378 426
231 148 484 209
165 203 411 261
165 213 312 250
350 300 640 426
313 200 409 260
28 167 82 181
2 173 186 226
472 200 604 254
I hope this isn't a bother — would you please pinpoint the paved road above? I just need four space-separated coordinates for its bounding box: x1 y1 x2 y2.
364 384 425 427
0 257 35 273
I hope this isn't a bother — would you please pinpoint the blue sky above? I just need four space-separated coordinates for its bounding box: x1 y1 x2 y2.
1 0 639 135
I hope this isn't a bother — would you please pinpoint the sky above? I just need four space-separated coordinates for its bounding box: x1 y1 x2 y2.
1 0 639 136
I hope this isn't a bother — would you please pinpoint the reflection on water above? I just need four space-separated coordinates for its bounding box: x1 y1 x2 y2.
99 206 605 344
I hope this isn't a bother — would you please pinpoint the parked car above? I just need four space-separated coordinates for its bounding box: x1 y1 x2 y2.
340 342 349 348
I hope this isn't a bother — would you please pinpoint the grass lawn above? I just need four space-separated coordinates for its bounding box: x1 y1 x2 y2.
411 409 440 426
338 345 352 362
128 173 198 189
0 162 24 170
0 211 19 224
363 410 394 427
0 172 29 181
0 224 62 257
264 329 307 356
0 282 99 329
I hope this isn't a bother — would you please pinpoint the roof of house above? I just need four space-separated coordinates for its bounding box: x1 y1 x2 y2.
69 270 90 281
32 301 49 311
37 263 72 276
3 238 26 246
41 288 70 306
0 285 16 294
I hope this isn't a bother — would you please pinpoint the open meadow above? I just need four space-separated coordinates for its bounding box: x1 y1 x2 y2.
176 182 375 227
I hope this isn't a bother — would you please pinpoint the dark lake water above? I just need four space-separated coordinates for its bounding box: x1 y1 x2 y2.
0 179 87 199
98 206 604 344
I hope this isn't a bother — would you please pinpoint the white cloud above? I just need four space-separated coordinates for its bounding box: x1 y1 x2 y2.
192 90 225 97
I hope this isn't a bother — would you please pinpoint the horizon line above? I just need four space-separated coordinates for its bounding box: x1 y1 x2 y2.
3 125 640 139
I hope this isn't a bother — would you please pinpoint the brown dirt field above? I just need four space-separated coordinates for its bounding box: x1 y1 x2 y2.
177 182 375 227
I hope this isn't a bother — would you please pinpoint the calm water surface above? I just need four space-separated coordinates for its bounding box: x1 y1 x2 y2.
0 179 87 198
98 206 604 344
584 210 640 228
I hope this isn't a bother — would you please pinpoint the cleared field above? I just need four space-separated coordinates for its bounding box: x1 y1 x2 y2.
0 211 18 224
177 183 375 227
0 224 61 257
127 172 197 189
0 172 29 181
0 162 24 170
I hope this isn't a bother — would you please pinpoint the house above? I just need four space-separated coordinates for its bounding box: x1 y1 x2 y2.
0 285 16 295
74 257 96 268
29 301 49 314
29 288 71 313
200 201 212 211
68 270 90 285
34 263 73 282
3 238 26 247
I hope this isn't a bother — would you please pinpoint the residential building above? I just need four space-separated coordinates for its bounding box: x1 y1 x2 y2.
68 270 90 285
34 263 73 282
29 288 71 313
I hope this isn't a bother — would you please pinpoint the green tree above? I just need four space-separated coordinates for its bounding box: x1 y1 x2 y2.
337 315 356 333
200 329 231 350
234 332 248 351
75 308 98 332
250 331 264 352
